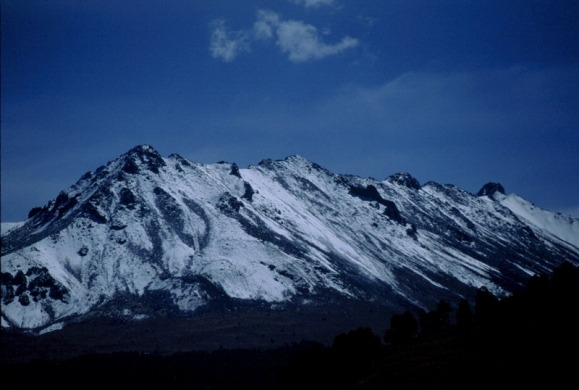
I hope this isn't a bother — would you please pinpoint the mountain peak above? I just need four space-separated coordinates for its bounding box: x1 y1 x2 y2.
3 146 578 335
121 144 166 174
476 182 506 197
257 155 319 171
127 144 158 154
283 154 309 163
386 172 421 190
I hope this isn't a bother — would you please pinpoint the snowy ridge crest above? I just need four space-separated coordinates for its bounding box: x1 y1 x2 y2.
2 145 578 332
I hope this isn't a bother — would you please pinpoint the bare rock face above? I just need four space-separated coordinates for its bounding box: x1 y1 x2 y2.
476 182 506 197
386 172 421 190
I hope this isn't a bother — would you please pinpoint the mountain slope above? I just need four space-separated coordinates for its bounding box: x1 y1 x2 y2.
2 145 578 332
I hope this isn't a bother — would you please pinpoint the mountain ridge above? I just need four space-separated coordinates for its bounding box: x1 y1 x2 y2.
2 145 578 332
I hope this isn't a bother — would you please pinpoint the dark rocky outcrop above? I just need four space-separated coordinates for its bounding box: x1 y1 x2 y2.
1 267 69 306
349 185 405 224
230 163 242 178
477 182 505 197
241 181 255 201
123 145 167 174
386 172 421 190
217 193 244 214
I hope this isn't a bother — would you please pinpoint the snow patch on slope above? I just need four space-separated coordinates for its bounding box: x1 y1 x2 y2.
1 222 26 236
495 193 579 249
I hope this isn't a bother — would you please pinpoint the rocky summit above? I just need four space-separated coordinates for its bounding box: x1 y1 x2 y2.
2 145 578 333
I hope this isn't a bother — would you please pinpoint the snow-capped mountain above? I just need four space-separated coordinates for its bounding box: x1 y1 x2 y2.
2 145 578 332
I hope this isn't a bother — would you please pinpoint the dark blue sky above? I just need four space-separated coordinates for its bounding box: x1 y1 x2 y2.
2 0 578 221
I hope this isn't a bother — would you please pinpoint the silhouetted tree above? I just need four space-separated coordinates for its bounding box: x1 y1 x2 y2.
333 327 382 358
551 261 579 302
456 299 473 331
437 299 452 326
384 311 418 346
525 273 549 298
419 299 453 336
418 309 436 335
475 287 499 328
331 327 383 382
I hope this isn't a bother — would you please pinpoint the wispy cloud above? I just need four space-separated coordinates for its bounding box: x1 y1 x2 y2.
212 9 358 63
289 0 335 8
316 66 579 138
253 9 280 40
209 19 251 62
275 20 358 62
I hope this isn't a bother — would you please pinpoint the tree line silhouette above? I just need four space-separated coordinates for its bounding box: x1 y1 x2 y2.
277 261 579 388
2 261 577 389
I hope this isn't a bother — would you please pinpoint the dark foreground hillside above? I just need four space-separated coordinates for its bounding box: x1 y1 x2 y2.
355 261 579 389
1 297 397 364
2 262 577 389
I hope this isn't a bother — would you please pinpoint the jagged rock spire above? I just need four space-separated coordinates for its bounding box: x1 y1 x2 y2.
386 172 421 190
476 183 505 197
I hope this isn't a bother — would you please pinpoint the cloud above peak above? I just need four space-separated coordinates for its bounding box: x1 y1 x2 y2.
211 9 358 63
253 9 280 40
289 0 335 8
275 20 358 62
209 20 251 62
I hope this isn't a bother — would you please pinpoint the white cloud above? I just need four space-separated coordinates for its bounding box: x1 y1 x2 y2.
289 0 335 8
209 19 251 62
276 20 358 62
212 9 358 63
253 9 280 40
